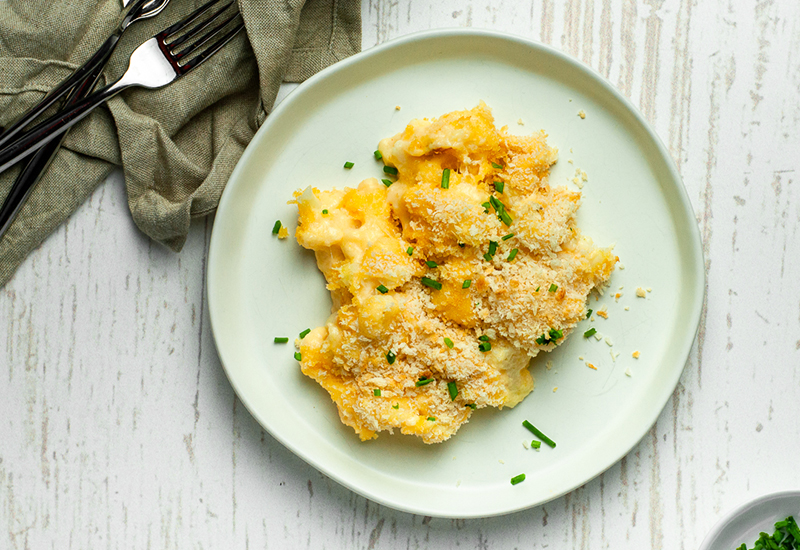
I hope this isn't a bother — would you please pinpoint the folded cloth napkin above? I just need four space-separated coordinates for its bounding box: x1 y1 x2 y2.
0 0 360 288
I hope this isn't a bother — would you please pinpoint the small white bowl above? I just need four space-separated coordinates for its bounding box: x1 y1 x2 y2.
699 491 800 550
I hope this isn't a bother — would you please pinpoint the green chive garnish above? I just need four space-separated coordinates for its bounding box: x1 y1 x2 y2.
507 248 518 261
466 403 477 410
483 253 493 262
377 284 389 294
427 417 436 421
447 382 458 400
392 403 399 409
322 209 329 214
492 162 504 169
548 328 563 340
478 335 490 342
444 337 454 349
425 260 438 268
586 309 593 319
381 178 393 187
421 277 442 290
274 337 289 343
294 352 302 361
441 168 451 189
549 284 558 292
478 341 492 352
383 166 398 175
416 377 433 387
406 246 414 255
374 150 383 160
488 241 498 256
343 161 354 169
584 328 597 338
495 181 505 193
299 328 311 339
535 286 540 292
481 201 491 213
531 440 542 449
458 243 465 248
502 233 514 241
386 351 396 364
510 474 526 485
522 420 556 448
272 220 282 234
462 279 472 289
374 389 381 396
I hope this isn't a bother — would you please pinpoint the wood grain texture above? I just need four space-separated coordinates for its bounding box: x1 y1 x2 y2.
2 0 800 548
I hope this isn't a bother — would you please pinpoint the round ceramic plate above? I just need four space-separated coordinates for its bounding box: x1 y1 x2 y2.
699 491 800 550
207 29 704 518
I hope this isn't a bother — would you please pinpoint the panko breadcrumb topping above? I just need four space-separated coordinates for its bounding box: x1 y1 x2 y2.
291 102 617 444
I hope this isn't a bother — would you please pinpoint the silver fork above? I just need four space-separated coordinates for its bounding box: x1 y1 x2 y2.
0 0 244 175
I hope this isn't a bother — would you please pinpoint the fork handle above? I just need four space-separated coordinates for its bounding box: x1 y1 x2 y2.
0 81 128 175
0 31 122 151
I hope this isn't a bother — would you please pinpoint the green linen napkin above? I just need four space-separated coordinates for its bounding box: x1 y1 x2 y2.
0 0 361 287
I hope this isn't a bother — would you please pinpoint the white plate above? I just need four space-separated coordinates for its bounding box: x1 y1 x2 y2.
699 491 800 550
207 29 705 518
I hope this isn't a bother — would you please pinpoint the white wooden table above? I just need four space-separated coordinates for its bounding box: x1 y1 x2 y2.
3 1 799 548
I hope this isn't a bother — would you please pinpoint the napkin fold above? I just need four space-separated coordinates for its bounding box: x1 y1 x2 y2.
0 0 361 287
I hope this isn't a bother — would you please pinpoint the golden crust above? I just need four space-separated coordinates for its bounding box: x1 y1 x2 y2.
292 102 617 443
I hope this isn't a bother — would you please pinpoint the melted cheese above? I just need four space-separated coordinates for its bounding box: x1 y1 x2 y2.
291 102 617 444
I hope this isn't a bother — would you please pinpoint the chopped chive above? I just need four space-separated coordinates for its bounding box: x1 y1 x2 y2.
383 166 398 175
447 381 458 400
441 168 451 189
466 403 477 410
548 328 563 340
462 279 472 289
425 260 439 268
416 377 434 387
499 211 513 226
458 243 465 248
481 201 491 213
386 350 396 364
322 209 329 214
478 335 490 342
421 277 442 290
507 248 519 261
444 337 454 349
427 417 436 421
299 328 311 339
483 253 493 262
586 309 593 319
377 284 389 294
492 162 504 169
392 403 399 409
548 283 558 292
535 286 540 292
381 178 393 187
274 337 289 343
294 352 302 361
272 220 282 234
522 420 556 448
510 474 526 485
584 328 597 338
531 440 542 449
502 233 514 241
374 388 381 396
478 341 492 352
343 161 354 169
494 181 505 193
488 241 498 256
374 150 383 160
406 246 414 255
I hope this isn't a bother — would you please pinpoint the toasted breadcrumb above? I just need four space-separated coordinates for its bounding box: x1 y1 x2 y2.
636 287 647 298
596 306 609 319
291 102 617 443
578 110 586 119
277 226 289 239
553 387 558 392
586 362 597 370
632 350 640 359
625 368 632 377
395 105 401 110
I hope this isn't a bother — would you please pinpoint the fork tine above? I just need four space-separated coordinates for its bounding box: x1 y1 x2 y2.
178 17 244 74
170 4 237 55
157 0 225 42
167 1 235 50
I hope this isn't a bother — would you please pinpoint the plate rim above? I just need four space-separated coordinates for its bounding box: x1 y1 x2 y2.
207 27 707 518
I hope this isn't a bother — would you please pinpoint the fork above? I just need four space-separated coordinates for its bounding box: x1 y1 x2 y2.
0 0 244 175
0 0 172 240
